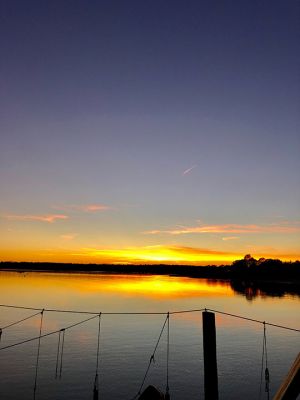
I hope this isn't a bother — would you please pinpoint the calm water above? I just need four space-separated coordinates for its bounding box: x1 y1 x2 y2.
0 271 299 400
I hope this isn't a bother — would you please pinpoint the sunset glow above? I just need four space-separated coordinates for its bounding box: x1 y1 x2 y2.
77 245 242 264
0 3 299 400
0 245 299 265
0 1 299 266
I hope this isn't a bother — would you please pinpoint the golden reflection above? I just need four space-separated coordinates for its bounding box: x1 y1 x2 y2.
0 272 234 300
84 275 234 298
0 272 298 331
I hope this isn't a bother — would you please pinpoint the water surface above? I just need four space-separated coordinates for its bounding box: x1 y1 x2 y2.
0 272 299 399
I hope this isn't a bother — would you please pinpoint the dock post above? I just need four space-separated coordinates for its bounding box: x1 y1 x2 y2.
202 311 219 400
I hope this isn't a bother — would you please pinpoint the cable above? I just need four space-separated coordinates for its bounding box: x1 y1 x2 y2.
55 329 65 379
0 304 168 315
59 329 65 379
0 304 204 316
170 308 205 314
1 310 43 330
165 312 170 400
264 323 270 400
205 308 300 333
259 323 266 399
131 314 169 399
0 314 99 352
0 304 299 334
55 330 62 378
93 313 102 400
259 322 270 400
33 310 44 400
0 310 42 344
95 313 102 376
0 303 298 399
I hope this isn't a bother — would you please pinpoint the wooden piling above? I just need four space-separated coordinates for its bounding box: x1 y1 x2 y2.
202 311 219 400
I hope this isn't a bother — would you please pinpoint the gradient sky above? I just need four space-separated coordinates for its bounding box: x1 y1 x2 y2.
1 0 299 264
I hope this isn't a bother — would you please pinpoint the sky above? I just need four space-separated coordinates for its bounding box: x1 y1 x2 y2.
0 0 299 265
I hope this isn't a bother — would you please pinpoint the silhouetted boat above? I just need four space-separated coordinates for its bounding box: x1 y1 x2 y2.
138 385 165 399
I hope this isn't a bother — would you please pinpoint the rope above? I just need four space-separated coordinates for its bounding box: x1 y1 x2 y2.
59 329 65 379
0 305 298 354
0 314 99 352
259 323 265 399
0 304 298 333
1 310 42 330
93 313 102 400
93 373 99 400
0 304 297 399
55 329 66 379
165 312 170 400
259 322 270 400
205 308 300 333
0 310 42 344
33 309 44 400
95 313 102 376
131 314 169 399
264 323 270 400
0 304 170 315
0 304 207 317
55 330 62 378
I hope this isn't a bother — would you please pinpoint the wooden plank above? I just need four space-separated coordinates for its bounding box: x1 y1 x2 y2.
273 352 300 400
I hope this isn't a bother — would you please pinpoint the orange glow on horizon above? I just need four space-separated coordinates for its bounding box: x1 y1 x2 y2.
0 244 299 265
79 245 241 264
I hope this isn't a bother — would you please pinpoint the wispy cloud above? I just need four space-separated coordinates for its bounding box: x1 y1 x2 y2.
60 233 78 240
143 230 163 235
182 164 197 176
143 222 300 235
222 236 240 241
80 204 112 212
4 214 68 223
53 203 112 212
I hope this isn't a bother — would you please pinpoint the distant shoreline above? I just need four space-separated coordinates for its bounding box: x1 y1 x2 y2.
1 259 299 282
1 261 300 300
1 265 299 285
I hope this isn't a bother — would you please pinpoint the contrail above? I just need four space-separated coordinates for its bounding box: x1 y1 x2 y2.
182 164 197 176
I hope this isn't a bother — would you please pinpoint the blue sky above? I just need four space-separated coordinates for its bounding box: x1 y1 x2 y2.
1 0 299 263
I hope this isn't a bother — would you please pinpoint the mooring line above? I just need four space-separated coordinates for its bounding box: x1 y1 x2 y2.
0 304 299 339
0 314 99 351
